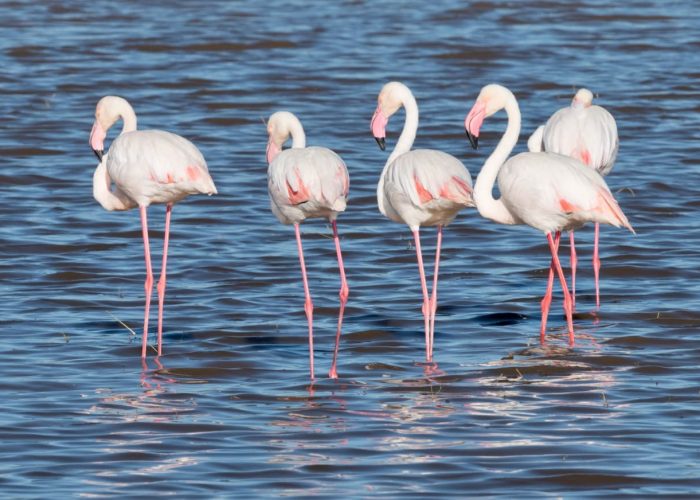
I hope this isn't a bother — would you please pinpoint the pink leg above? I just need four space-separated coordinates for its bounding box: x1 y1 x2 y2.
540 231 560 342
139 206 154 358
569 231 577 312
428 225 443 360
547 232 575 345
412 229 431 362
295 223 314 380
593 222 601 309
328 220 349 379
156 203 172 356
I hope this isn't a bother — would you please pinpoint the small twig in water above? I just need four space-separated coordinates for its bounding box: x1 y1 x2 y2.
615 186 636 196
108 311 137 338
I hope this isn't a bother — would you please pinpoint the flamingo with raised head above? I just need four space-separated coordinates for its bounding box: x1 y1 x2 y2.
528 88 618 309
371 81 473 362
89 96 217 357
266 111 349 380
464 84 632 344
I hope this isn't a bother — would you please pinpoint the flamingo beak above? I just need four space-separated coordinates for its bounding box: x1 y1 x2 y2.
93 149 104 161
370 105 388 151
465 101 486 150
465 129 478 149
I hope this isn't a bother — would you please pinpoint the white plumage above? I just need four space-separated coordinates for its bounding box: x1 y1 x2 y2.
268 145 349 225
266 111 349 380
533 88 619 176
465 84 632 345
107 130 216 207
371 81 473 363
527 88 619 309
89 95 216 358
498 151 628 234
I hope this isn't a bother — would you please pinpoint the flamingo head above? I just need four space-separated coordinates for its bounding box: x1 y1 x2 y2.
572 88 594 109
465 84 513 149
371 81 410 151
266 111 304 164
90 96 135 161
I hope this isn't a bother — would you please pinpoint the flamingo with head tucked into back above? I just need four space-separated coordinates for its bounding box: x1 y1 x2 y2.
266 111 349 380
528 88 619 309
464 84 632 344
89 95 217 358
371 81 473 362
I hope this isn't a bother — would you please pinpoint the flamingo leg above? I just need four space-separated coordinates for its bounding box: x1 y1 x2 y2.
328 220 348 379
412 229 431 363
569 231 577 312
428 224 443 360
593 222 601 309
547 232 575 345
539 231 561 342
156 203 172 356
139 206 154 358
294 223 314 380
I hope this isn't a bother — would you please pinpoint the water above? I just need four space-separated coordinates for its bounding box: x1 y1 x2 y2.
2 0 700 496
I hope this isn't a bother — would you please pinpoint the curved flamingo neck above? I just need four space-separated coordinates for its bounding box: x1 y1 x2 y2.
386 92 418 166
378 89 418 217
288 119 306 149
113 98 137 135
473 92 520 225
120 109 137 134
93 159 134 211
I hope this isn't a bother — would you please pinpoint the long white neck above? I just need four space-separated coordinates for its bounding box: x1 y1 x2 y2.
473 93 520 225
114 98 137 135
120 110 137 134
93 159 134 211
378 91 418 216
287 117 306 149
386 93 418 166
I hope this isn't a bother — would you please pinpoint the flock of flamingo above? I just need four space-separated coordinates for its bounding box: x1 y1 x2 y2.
89 83 633 380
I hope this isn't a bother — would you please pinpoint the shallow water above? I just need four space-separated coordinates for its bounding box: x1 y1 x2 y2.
2 0 700 496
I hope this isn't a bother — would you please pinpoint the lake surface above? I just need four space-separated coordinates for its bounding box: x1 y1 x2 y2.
2 0 700 496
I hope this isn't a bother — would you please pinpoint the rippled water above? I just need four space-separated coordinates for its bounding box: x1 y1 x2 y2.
2 0 700 496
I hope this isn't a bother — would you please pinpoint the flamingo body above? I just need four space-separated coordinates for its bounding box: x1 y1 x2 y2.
89 95 216 358
465 84 632 344
497 151 629 234
103 130 216 208
372 81 473 363
266 111 349 380
268 146 348 225
538 90 618 175
528 88 619 308
381 149 473 229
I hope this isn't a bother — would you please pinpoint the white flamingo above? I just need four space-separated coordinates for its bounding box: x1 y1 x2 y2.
89 96 217 357
266 111 349 380
464 84 632 344
528 88 619 309
371 81 473 362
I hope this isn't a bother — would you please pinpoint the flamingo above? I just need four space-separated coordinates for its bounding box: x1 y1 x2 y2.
371 81 473 362
528 88 619 309
464 84 633 344
89 96 217 358
266 111 349 380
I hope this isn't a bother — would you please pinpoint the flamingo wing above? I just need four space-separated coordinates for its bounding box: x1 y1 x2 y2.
386 149 473 207
108 130 216 204
499 152 631 233
579 106 618 175
268 147 348 224
543 105 618 175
